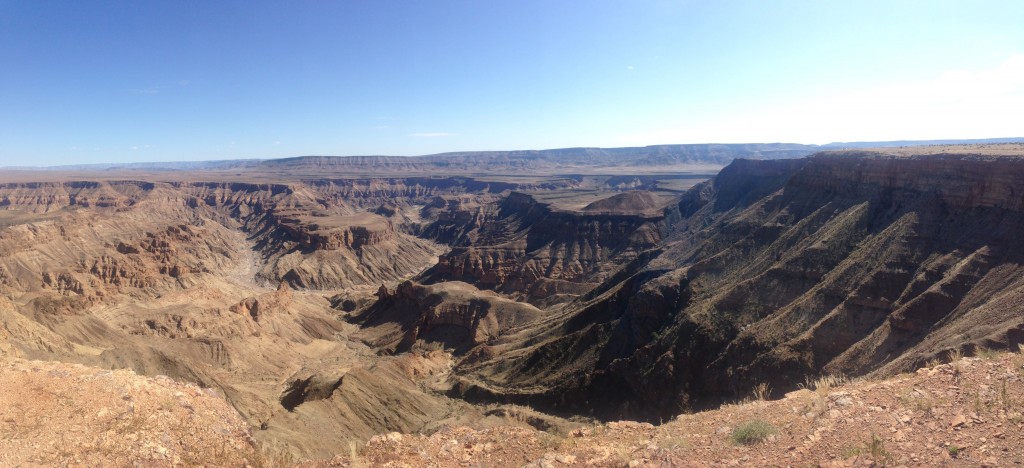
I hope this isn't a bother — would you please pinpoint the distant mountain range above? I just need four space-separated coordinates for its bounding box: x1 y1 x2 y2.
7 138 1023 173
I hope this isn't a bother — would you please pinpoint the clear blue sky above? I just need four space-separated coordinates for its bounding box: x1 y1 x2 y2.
2 0 1023 166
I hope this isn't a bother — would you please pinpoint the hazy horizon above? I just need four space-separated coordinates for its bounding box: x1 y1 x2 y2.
3 137 1022 170
3 1 1023 166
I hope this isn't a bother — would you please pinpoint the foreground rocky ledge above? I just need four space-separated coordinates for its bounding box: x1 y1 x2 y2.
0 358 263 466
4 349 1022 466
330 350 1024 467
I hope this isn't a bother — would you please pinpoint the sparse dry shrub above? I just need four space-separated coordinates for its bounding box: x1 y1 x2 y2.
800 374 848 398
538 431 569 451
866 433 892 462
947 348 964 381
729 420 775 445
655 434 688 451
348 440 362 468
840 434 893 462
972 388 986 413
613 445 632 465
898 388 936 414
1014 345 1024 376
1000 378 1013 411
798 374 847 416
115 412 148 435
751 382 772 401
840 445 863 459
244 446 298 468
655 425 688 450
977 346 1000 360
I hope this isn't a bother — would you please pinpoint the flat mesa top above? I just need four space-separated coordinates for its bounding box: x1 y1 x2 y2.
823 142 1024 158
273 210 390 232
303 212 390 232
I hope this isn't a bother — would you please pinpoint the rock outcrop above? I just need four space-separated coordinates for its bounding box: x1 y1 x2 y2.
580 190 662 214
271 210 397 252
230 283 293 323
353 281 543 354
420 191 666 305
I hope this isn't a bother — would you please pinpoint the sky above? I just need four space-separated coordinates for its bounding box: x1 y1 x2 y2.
1 0 1023 166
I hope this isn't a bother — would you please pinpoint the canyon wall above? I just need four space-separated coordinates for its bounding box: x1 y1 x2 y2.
6 149 1024 459
450 152 1024 422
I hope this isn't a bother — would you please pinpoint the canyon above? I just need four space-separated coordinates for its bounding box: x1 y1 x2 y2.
1 142 1023 463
